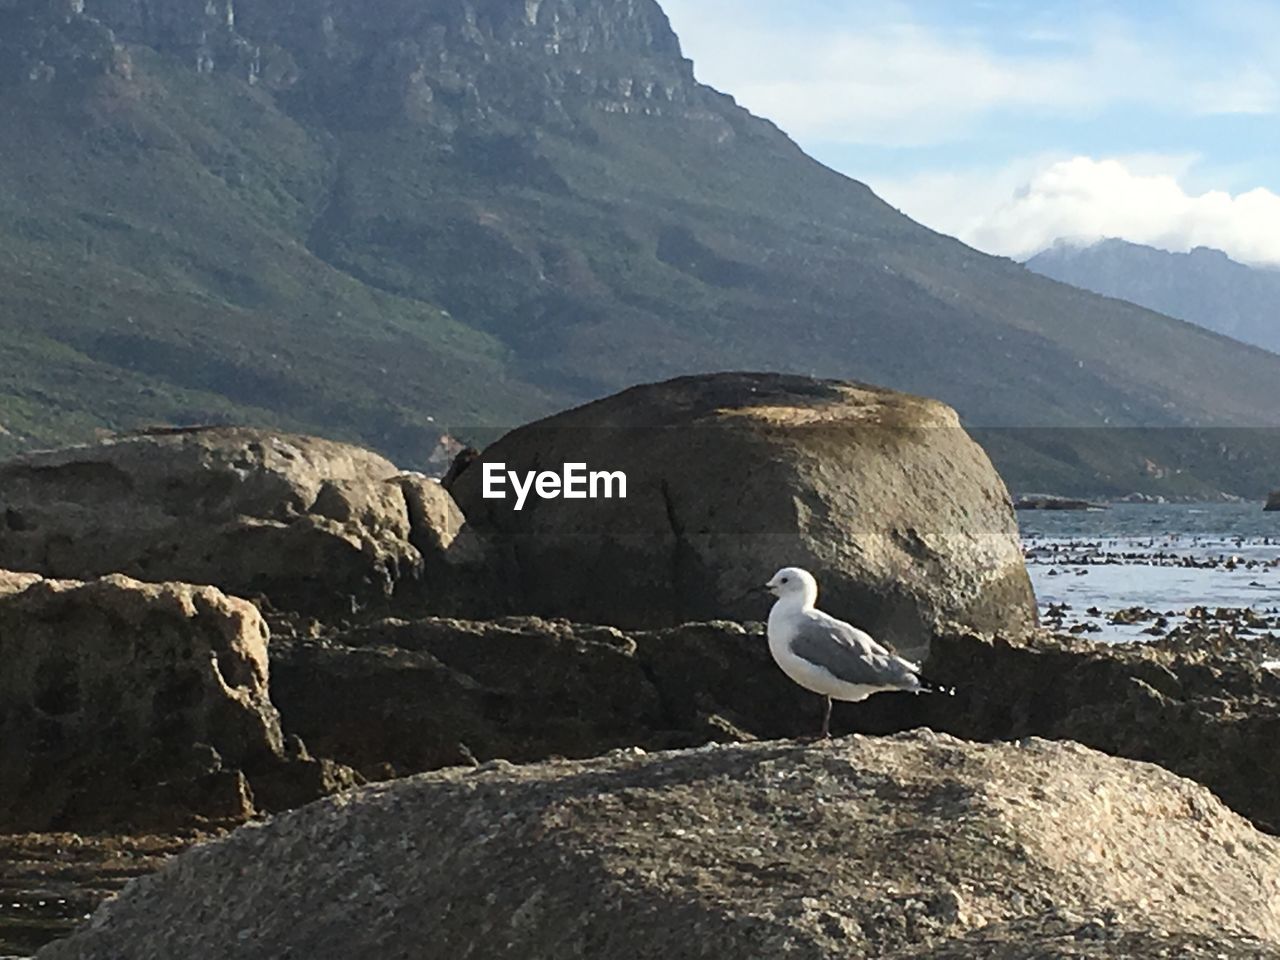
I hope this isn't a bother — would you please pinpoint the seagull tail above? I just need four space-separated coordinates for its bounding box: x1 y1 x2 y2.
912 672 957 698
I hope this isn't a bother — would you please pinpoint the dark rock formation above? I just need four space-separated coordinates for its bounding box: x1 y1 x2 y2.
0 427 487 617
920 627 1280 835
0 572 355 830
449 372 1036 657
269 617 814 779
1014 496 1106 510
271 614 1280 835
1266 491 1280 511
35 732 1280 959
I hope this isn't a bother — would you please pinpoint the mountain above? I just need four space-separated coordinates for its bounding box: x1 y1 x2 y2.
1027 239 1280 355
3 0 1280 495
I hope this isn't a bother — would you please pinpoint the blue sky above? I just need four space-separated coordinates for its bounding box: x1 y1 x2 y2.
659 0 1280 264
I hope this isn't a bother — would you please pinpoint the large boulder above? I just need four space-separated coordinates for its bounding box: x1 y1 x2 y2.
0 572 354 830
0 427 485 617
450 373 1035 657
36 733 1280 959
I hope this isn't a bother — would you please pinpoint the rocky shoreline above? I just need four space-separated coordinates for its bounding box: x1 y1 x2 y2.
2 374 1279 958
0 832 207 958
7 609 1280 956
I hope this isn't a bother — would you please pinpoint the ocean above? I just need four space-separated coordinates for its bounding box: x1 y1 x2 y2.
1018 502 1280 641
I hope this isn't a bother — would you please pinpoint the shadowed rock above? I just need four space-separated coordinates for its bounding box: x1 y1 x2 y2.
913 626 1280 835
268 617 811 779
0 572 355 830
34 733 1280 959
449 372 1036 659
270 616 1280 837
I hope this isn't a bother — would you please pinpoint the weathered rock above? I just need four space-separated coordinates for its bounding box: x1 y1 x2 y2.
450 372 1036 658
0 427 486 617
271 615 1280 837
35 733 1280 959
0 569 42 596
0 572 355 830
916 626 1280 835
268 617 816 779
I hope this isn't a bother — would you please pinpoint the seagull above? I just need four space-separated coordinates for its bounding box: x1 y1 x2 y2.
762 566 923 738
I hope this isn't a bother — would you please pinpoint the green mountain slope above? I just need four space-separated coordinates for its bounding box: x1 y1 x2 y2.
2 0 1279 494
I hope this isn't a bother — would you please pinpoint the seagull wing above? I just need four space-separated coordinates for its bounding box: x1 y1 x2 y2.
790 611 921 690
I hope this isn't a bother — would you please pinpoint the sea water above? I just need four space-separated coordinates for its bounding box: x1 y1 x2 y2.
1018 502 1280 641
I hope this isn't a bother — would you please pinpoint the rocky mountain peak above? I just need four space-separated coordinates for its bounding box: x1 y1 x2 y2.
4 0 700 129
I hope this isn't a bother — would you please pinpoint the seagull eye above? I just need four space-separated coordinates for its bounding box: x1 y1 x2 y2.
780 577 789 584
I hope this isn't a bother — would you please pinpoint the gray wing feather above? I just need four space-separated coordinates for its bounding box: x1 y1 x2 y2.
790 613 921 689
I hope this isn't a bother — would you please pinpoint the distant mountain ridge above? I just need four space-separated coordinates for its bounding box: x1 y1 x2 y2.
4 0 1280 495
1026 239 1280 355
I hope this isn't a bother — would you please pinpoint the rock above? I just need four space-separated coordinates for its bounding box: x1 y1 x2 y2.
273 614 1280 835
1115 491 1166 503
0 427 485 617
0 569 42 596
35 733 1280 959
23 0 701 124
268 617 818 779
1265 490 1280 511
450 372 1036 658
0 0 131 90
1014 496 1107 511
919 627 1280 834
0 572 355 830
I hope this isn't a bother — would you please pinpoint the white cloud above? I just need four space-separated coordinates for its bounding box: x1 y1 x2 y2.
874 156 1280 265
659 1 1278 146
657 2 1280 265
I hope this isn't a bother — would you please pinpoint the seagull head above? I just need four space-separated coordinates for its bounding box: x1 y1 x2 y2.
764 566 819 604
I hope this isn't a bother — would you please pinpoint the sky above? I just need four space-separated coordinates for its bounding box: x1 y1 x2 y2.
659 0 1280 265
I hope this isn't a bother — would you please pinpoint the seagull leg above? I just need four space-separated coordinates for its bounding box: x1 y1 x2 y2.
820 695 832 739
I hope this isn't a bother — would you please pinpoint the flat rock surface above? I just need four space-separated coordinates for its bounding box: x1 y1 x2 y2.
36 732 1280 959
